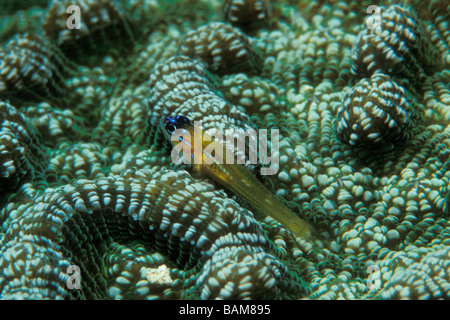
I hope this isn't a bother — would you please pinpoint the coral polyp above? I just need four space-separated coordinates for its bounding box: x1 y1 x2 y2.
222 0 272 34
179 21 263 76
350 4 442 88
336 73 423 148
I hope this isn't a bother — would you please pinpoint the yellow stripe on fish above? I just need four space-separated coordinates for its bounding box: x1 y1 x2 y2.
160 115 318 242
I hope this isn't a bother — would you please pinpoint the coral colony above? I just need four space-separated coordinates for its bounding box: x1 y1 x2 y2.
0 0 449 300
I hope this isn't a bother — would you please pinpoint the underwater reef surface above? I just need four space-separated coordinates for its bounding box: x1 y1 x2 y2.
0 0 449 299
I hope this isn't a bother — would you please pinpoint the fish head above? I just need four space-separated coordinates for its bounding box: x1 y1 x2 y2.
159 115 192 143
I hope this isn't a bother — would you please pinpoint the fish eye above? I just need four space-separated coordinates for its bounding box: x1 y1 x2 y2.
161 115 191 136
164 122 177 134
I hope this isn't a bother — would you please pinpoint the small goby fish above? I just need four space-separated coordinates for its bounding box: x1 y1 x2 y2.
160 115 317 242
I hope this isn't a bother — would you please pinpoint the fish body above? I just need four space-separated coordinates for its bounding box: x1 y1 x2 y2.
160 115 316 241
